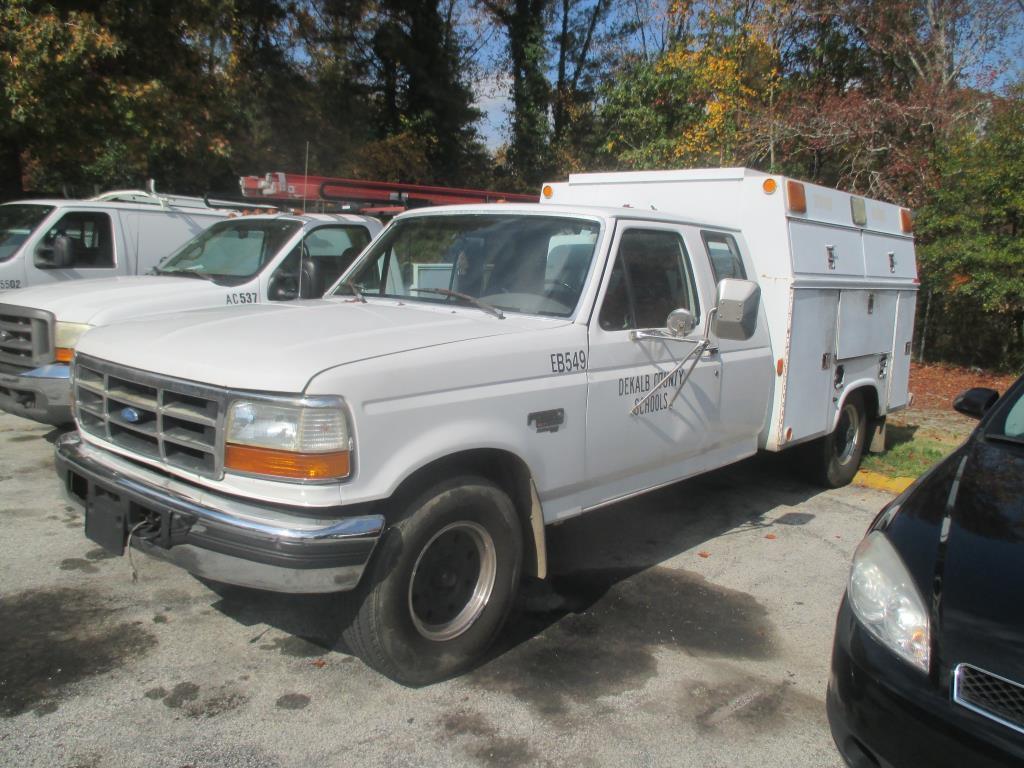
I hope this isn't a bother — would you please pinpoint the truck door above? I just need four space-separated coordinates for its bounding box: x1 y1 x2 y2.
582 225 721 508
24 210 121 285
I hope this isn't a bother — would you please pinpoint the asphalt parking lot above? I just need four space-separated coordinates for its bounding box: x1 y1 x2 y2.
0 410 894 768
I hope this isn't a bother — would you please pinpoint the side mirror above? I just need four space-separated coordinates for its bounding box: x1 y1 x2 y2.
953 387 999 420
713 278 760 341
268 274 298 302
666 308 696 336
34 235 75 269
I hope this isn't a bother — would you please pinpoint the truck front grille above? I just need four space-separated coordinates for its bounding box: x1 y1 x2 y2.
73 355 225 478
953 663 1024 736
0 304 53 370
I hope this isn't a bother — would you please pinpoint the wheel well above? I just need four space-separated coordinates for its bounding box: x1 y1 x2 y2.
389 449 544 578
846 384 880 421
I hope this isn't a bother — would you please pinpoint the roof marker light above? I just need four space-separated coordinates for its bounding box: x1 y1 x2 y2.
900 208 914 233
542 185 554 199
850 197 867 226
785 180 806 213
763 178 778 195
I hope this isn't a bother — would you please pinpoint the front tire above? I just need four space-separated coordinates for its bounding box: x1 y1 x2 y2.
805 391 868 488
342 475 522 686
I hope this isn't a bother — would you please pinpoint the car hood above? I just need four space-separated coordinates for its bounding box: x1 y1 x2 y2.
0 276 225 324
75 298 563 391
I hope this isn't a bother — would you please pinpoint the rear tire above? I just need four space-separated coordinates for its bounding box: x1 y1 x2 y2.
342 475 522 686
804 391 867 488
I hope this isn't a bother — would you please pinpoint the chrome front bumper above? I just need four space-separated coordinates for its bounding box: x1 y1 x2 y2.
0 362 72 425
55 432 385 593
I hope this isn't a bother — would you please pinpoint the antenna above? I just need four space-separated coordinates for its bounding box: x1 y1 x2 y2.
297 140 310 299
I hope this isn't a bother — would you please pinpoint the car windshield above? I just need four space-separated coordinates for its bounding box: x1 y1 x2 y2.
0 204 54 262
338 214 600 318
157 219 302 281
987 380 1024 444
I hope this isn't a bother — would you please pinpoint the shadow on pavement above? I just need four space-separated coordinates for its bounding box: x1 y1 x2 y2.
206 450 825 681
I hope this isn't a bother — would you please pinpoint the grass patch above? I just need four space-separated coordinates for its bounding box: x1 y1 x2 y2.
862 435 951 478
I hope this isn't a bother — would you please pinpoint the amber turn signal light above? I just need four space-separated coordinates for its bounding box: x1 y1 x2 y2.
55 347 74 363
542 184 554 199
899 208 913 233
785 180 806 213
225 444 350 480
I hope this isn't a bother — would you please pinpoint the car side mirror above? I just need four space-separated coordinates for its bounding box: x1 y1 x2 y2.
34 235 75 269
953 387 999 420
268 273 298 302
666 308 696 336
712 278 760 341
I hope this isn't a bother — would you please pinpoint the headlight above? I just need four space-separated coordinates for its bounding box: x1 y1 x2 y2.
54 322 92 362
848 531 930 671
224 398 351 481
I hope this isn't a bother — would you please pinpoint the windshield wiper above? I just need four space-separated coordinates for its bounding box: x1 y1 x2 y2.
167 267 217 281
408 287 505 319
345 279 367 303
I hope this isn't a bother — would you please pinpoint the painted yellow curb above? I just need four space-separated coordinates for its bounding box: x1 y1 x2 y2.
854 470 914 494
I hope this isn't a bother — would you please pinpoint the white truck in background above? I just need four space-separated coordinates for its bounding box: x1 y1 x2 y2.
0 213 381 424
54 168 916 685
0 189 234 291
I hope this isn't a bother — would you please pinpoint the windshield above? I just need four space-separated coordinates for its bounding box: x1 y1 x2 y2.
339 214 601 318
157 219 302 282
0 204 54 262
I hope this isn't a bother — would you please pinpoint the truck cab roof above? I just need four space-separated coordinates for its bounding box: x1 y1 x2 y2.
390 202 740 233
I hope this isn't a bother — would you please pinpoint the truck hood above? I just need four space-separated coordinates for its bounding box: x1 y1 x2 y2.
75 299 564 392
0 276 225 324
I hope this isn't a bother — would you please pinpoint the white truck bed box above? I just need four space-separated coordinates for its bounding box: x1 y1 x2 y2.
541 167 918 451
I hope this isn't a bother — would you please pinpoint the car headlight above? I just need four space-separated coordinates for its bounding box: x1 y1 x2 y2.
224 398 352 481
848 531 930 672
54 322 92 363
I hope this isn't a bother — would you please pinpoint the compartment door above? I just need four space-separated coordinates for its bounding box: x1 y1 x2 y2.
836 290 898 360
887 291 917 410
782 289 839 443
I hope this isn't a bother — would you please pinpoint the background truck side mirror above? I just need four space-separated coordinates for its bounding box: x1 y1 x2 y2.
34 235 75 269
666 307 696 336
713 278 760 341
953 387 999 419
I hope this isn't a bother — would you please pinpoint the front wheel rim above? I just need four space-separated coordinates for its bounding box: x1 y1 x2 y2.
408 521 497 642
834 402 861 465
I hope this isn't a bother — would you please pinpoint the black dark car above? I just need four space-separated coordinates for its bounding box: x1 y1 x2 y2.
827 374 1024 768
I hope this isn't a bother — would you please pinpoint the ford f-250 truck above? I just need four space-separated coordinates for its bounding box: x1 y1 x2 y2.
54 168 917 685
0 212 380 424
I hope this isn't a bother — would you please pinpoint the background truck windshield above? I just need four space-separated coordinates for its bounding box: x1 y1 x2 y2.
158 219 301 280
0 204 54 262
342 214 600 317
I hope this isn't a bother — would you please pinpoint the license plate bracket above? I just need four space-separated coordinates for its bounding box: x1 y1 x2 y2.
85 489 127 556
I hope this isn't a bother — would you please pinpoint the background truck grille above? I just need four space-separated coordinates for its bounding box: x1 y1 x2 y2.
0 304 53 370
953 663 1024 736
74 355 225 478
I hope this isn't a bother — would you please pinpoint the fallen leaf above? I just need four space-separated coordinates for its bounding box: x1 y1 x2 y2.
764 533 777 540
311 658 327 669
697 551 711 558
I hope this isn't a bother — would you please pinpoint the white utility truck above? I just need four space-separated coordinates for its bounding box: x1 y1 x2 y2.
0 189 234 292
1 212 381 424
54 168 916 685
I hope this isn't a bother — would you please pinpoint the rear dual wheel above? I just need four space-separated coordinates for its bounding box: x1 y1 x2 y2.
343 475 522 686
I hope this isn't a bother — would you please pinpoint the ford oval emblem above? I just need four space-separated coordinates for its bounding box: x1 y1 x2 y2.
120 407 142 424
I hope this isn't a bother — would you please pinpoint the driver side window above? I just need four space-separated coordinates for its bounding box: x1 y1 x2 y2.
598 229 699 331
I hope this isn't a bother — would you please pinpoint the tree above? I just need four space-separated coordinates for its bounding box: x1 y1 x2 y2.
915 92 1024 369
479 0 553 188
0 1 121 197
